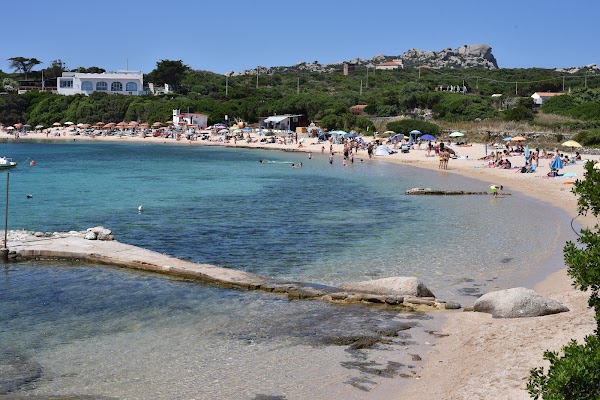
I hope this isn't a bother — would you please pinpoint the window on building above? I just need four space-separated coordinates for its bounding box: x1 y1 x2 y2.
60 79 73 88
111 82 123 92
81 81 93 91
126 82 138 92
96 81 108 91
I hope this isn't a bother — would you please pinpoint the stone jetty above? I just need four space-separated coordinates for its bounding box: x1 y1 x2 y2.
406 187 511 195
4 229 459 311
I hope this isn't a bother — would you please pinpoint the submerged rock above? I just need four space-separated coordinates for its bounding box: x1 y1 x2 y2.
341 277 435 298
474 287 569 318
0 354 42 395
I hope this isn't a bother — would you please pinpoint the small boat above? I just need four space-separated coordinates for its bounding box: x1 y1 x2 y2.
0 157 18 169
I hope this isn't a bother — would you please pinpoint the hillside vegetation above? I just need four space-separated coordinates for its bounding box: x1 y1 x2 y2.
1 61 600 137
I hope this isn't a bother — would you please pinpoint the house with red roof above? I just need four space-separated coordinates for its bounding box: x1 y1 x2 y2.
531 92 563 105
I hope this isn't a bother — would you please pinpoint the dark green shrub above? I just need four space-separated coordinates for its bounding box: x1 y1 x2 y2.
528 336 600 400
386 119 440 135
573 129 600 146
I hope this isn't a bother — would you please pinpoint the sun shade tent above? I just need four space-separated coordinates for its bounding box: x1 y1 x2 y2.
375 145 393 156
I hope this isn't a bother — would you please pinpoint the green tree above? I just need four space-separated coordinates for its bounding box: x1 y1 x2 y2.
42 59 67 79
7 57 42 79
72 66 106 74
146 60 190 91
527 161 600 399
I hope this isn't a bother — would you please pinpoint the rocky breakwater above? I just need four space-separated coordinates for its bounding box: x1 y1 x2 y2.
406 187 511 196
83 225 115 241
6 230 461 311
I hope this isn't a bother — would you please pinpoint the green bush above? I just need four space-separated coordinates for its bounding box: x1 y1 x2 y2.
503 105 534 122
385 119 440 135
528 161 600 399
527 336 600 400
573 129 600 146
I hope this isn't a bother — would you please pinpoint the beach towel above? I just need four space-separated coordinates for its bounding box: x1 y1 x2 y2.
562 172 577 177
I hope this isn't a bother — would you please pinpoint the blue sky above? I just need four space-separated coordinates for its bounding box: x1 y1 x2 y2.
3 0 598 75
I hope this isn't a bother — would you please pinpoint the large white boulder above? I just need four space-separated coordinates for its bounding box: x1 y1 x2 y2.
340 277 435 298
474 287 569 318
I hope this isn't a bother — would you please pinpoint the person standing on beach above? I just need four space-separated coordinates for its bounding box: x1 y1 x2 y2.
443 149 450 169
367 142 373 159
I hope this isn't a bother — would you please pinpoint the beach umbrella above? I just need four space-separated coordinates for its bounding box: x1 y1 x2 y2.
6 126 14 130
562 140 581 148
420 134 436 141
511 136 526 142
562 140 582 154
449 131 464 138
550 155 564 171
52 122 61 127
502 137 512 142
64 121 74 125
76 123 84 127
383 130 395 135
35 125 44 129
152 122 162 127
14 123 23 129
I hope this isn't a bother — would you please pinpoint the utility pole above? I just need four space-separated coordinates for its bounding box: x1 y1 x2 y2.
562 76 565 92
418 67 421 79
476 76 479 90
366 66 369 88
515 81 518 96
360 79 363 96
225 75 228 97
585 76 587 89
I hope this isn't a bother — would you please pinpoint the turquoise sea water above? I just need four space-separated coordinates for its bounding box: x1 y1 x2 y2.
0 141 574 399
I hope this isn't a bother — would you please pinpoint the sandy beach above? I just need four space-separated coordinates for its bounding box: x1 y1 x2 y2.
5 128 597 399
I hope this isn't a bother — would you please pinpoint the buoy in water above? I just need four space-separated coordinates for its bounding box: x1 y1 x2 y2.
30 160 36 166
138 205 144 212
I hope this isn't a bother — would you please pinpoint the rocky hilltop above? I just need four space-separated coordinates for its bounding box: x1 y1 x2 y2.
231 44 499 76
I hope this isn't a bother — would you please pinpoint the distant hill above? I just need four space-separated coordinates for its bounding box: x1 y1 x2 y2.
230 44 499 76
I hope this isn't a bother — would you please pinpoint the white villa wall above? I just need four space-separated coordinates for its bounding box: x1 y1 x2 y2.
57 71 144 96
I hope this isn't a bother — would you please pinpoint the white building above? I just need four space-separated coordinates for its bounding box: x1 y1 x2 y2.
173 109 208 128
531 92 563 105
56 70 144 95
375 59 404 70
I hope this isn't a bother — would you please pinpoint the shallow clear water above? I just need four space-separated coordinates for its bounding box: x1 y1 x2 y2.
0 141 575 399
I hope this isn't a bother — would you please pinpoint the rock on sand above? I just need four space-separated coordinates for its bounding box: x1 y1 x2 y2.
340 277 435 298
474 287 569 318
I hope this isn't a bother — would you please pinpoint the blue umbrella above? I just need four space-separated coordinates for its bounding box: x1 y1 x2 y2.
420 134 436 141
344 133 357 138
502 137 512 142
525 145 530 163
550 155 563 170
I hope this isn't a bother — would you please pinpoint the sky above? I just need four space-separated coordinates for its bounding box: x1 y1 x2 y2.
2 0 599 75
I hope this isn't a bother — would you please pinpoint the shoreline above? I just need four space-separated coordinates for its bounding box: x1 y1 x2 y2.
4 129 597 399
